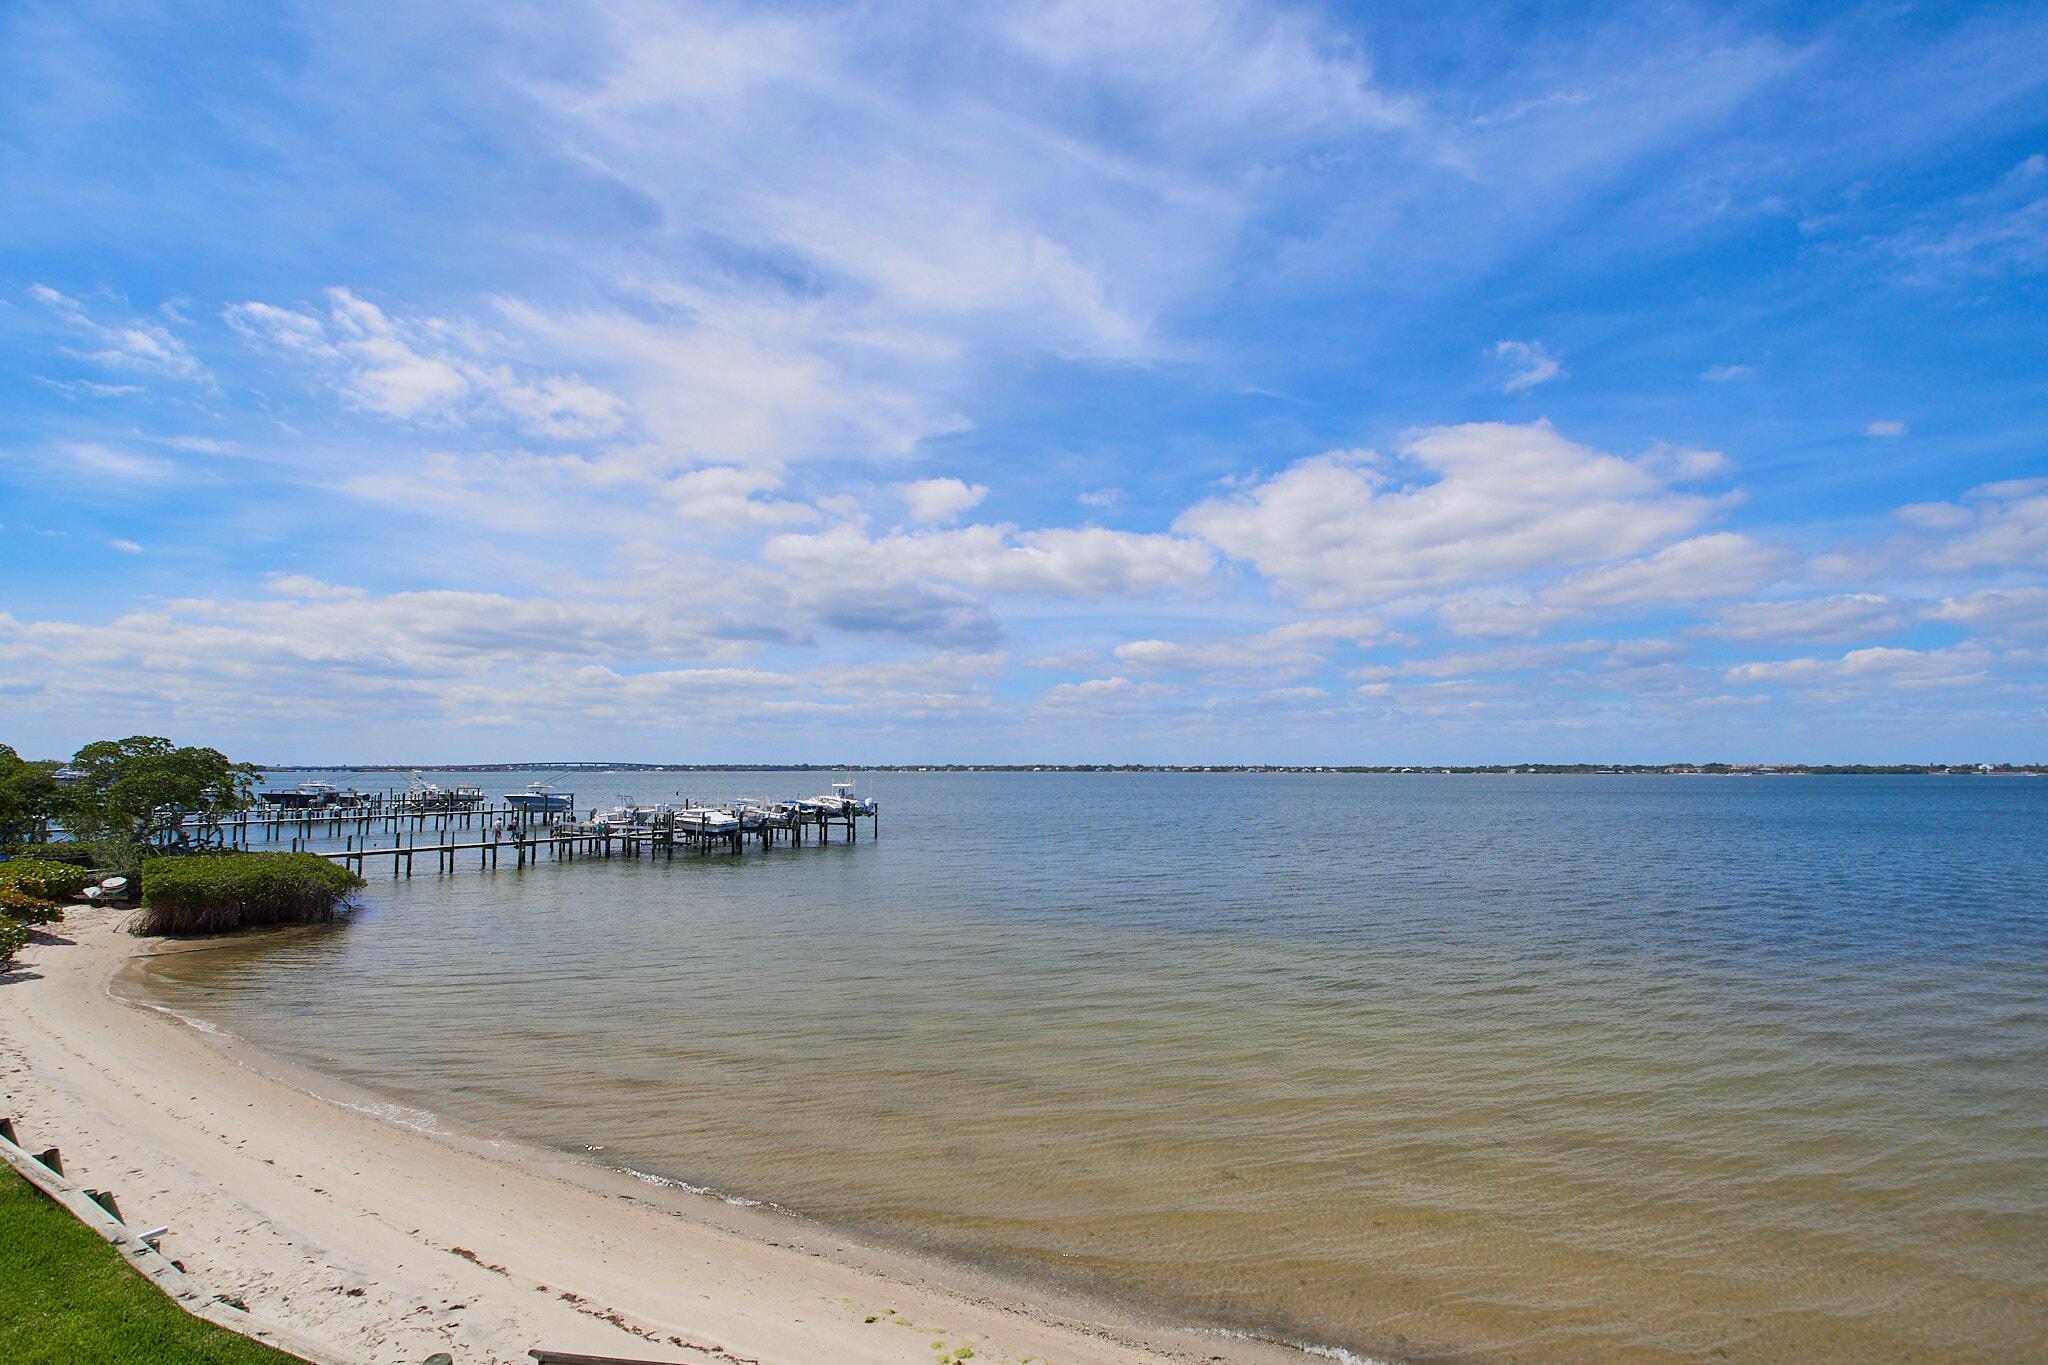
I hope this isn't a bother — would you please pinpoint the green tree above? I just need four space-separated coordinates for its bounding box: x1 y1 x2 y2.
0 744 60 845
60 737 256 847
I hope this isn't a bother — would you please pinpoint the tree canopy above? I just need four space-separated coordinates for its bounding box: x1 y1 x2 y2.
0 744 60 845
60 736 256 844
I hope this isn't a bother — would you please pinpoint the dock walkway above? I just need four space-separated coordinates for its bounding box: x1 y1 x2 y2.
328 805 875 878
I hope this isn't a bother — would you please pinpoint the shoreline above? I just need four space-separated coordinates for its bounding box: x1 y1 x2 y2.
1 913 1352 1365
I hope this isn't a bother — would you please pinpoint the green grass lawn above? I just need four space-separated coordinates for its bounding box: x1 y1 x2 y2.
0 1165 305 1364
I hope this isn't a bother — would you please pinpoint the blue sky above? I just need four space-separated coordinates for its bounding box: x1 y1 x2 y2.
3 0 2045 764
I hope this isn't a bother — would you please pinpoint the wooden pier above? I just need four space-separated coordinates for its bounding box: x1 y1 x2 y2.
326 804 878 879
145 780 882 876
202 801 568 848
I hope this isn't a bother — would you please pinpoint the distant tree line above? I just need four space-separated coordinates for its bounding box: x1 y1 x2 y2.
249 759 2044 774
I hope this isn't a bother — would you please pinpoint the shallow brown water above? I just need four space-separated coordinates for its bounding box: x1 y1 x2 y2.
139 771 2048 1362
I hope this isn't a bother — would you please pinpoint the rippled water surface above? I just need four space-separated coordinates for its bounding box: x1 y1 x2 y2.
140 771 2048 1362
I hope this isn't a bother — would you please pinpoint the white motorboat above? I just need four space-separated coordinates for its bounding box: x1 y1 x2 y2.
260 781 366 810
404 776 489 811
672 806 740 834
591 798 670 830
810 781 877 816
735 799 793 828
504 782 574 814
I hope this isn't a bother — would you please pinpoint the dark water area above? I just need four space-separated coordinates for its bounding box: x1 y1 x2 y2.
140 771 2048 1362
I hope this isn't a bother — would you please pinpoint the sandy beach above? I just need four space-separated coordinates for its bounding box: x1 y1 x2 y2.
0 912 1311 1365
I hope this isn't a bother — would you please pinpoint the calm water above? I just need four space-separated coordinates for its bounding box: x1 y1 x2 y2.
140 771 2048 1362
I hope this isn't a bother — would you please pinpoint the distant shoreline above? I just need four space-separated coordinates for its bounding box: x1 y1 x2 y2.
252 761 2047 776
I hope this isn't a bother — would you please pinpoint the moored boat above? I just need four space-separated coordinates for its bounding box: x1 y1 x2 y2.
672 806 740 834
504 782 574 815
809 781 877 816
259 781 370 810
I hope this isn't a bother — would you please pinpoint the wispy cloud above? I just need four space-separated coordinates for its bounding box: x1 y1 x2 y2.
226 288 626 437
1495 339 1562 393
30 285 212 386
1892 153 2048 283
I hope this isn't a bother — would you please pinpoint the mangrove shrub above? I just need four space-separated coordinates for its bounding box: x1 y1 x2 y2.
0 889 63 926
133 853 365 936
0 858 95 901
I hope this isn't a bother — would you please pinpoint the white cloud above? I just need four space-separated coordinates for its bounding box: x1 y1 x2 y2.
1356 639 1607 681
38 378 145 399
663 466 820 528
227 288 626 437
1435 534 1790 638
1925 587 2048 639
1495 339 1561 393
108 539 142 554
898 477 988 524
765 521 1214 600
1726 645 1991 690
1005 0 1415 143
1541 533 1792 610
1035 675 1178 713
223 299 329 350
1113 616 1390 681
1022 648 1103 671
497 289 964 468
1078 487 1124 509
31 285 211 384
1907 478 2048 571
1179 421 1725 608
1701 363 1753 382
0 588 780 723
264 574 368 600
482 369 628 440
0 581 1021 741
28 441 180 482
1259 686 1331 705
518 0 1434 440
1434 595 1573 640
1699 594 1911 643
1866 420 1907 437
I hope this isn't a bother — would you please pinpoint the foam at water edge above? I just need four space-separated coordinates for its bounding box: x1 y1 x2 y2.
624 1165 766 1208
333 1097 447 1135
1298 1345 1387 1365
134 998 225 1035
1202 1327 1389 1365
